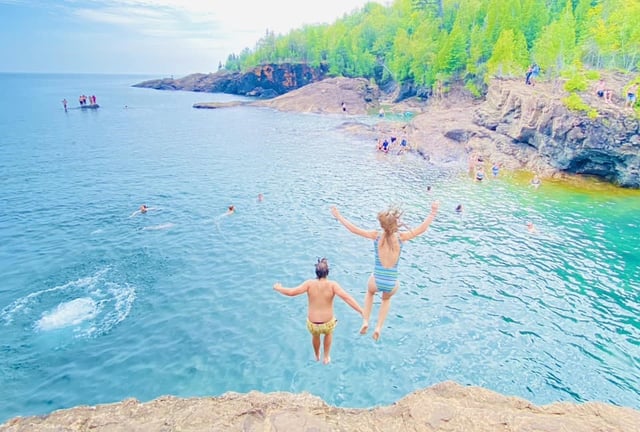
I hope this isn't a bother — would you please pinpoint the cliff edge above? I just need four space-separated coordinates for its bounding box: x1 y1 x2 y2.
3 381 639 431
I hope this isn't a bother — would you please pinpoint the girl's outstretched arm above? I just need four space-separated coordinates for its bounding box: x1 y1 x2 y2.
331 206 377 239
400 201 440 242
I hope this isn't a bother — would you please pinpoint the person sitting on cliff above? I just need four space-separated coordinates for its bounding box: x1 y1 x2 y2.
625 83 638 109
273 258 363 364
596 79 613 104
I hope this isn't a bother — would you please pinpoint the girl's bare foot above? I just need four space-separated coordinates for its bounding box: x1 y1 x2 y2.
373 328 381 341
323 356 331 365
359 322 369 335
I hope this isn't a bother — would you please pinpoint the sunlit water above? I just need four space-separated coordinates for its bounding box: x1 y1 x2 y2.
0 73 638 423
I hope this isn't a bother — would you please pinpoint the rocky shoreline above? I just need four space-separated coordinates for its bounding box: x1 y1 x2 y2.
248 76 639 187
3 381 639 431
161 71 639 188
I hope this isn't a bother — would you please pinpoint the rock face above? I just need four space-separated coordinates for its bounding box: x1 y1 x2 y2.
473 79 640 187
253 76 380 115
2 381 639 431
133 63 329 98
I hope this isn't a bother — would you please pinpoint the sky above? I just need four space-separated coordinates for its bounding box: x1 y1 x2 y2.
0 0 384 76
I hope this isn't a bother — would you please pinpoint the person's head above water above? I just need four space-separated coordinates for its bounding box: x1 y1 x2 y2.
140 204 148 213
228 205 235 212
377 207 403 234
315 258 329 279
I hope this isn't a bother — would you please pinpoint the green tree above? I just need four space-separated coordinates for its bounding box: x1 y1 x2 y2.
533 0 577 77
486 29 529 80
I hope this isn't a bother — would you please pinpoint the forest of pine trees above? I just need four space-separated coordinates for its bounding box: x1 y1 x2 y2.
223 0 640 95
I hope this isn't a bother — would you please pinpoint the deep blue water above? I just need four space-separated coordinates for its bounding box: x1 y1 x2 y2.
0 73 639 423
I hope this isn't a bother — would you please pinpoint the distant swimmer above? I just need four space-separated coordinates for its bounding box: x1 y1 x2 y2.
455 204 463 214
257 193 264 202
62 98 68 112
130 204 156 217
530 174 541 188
274 258 363 364
527 221 537 233
226 205 235 215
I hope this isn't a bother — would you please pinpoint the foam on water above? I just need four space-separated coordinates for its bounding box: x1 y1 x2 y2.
36 297 99 331
1 268 136 339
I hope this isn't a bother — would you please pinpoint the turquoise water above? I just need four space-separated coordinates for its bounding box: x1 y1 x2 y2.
0 73 639 423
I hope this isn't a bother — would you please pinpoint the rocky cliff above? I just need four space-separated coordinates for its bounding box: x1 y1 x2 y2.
473 78 640 187
3 381 639 431
134 63 329 98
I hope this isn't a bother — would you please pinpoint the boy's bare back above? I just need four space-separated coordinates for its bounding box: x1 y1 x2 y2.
306 279 338 323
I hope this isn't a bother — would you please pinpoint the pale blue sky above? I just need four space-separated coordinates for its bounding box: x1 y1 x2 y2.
0 0 381 76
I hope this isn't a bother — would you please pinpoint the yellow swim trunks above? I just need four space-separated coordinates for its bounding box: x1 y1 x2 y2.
306 317 338 336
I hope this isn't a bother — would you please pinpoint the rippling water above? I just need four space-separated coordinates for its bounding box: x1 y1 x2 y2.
0 73 638 423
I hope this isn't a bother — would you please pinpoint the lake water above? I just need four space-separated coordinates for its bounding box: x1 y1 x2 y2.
0 73 638 423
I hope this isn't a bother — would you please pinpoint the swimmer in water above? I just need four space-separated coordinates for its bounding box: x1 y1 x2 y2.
130 204 155 217
257 193 264 202
530 174 541 188
226 205 235 215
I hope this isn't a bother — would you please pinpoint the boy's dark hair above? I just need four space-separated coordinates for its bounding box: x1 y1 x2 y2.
315 258 329 279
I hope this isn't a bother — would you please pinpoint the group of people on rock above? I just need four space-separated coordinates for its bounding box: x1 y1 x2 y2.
469 153 502 183
79 94 97 106
376 135 410 154
595 79 639 109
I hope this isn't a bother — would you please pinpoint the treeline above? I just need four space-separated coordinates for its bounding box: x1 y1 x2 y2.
223 0 640 95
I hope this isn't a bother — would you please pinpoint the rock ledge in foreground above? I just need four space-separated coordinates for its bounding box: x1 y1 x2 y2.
2 381 639 432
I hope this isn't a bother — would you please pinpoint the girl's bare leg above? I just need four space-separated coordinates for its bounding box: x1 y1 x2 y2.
312 334 321 361
360 275 377 334
373 284 398 341
322 333 333 364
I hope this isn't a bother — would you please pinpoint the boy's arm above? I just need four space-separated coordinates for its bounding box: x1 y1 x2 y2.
333 283 364 316
331 206 377 239
273 281 308 296
400 201 439 242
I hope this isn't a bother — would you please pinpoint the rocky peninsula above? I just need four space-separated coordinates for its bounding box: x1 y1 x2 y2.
3 381 640 431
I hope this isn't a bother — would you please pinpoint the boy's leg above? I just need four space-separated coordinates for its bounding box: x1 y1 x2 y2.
312 334 321 361
373 284 399 341
322 333 333 364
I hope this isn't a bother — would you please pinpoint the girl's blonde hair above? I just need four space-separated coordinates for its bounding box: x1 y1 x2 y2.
377 207 403 250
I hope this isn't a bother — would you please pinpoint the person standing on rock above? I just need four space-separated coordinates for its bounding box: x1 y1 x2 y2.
273 258 363 364
625 83 638 109
330 202 439 341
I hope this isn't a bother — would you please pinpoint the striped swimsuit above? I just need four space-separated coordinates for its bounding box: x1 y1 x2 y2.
373 234 403 292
